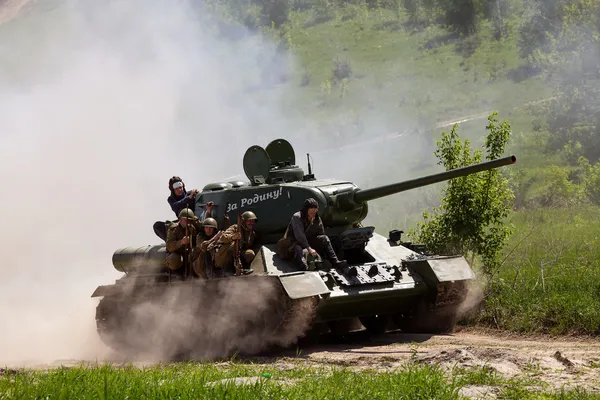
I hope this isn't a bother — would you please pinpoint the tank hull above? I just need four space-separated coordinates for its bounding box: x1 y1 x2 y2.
92 231 474 359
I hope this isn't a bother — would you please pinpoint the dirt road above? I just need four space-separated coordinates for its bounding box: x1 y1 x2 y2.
285 327 600 392
16 327 600 395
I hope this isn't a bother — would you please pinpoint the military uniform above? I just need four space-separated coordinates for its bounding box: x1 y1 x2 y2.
193 218 221 279
213 212 258 274
165 209 202 272
285 198 348 271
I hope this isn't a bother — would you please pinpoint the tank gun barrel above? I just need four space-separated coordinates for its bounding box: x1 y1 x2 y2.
335 155 516 211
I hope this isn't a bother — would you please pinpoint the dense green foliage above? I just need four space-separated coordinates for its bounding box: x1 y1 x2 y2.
0 362 597 399
411 112 514 277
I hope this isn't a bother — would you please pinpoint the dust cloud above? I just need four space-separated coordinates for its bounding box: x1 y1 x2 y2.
98 277 317 362
0 0 320 366
0 0 447 367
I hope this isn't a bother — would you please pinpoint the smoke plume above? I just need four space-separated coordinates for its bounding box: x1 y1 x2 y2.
0 0 324 366
0 0 455 366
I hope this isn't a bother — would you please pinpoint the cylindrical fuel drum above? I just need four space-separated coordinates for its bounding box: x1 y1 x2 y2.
112 245 168 274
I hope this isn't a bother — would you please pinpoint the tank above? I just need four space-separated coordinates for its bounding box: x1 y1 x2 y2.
92 138 517 360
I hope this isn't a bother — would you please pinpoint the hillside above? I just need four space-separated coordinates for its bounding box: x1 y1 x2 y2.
200 0 600 335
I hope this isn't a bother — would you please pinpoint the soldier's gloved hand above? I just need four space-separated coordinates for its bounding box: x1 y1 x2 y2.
232 232 241 240
181 236 190 245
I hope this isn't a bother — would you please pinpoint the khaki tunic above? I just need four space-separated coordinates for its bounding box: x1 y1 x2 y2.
165 221 202 271
213 224 257 269
193 230 222 278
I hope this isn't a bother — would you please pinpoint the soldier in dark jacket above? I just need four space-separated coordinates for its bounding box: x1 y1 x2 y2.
167 176 200 218
287 198 348 271
153 176 201 241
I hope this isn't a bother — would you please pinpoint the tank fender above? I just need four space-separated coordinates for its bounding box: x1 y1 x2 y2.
404 255 474 287
277 271 331 300
403 255 474 307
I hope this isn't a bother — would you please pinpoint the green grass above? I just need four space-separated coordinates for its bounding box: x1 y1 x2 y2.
473 205 600 335
250 6 553 147
1 361 598 399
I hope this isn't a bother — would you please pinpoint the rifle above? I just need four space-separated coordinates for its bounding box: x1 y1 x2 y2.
184 220 190 280
233 213 242 276
185 217 195 281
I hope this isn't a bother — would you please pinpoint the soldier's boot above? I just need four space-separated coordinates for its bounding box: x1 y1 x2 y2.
303 249 322 271
295 245 309 270
242 250 255 274
153 221 168 241
319 235 351 273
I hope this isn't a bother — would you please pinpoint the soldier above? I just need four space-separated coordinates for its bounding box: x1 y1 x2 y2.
282 198 348 271
193 217 222 279
168 176 200 218
213 211 259 275
153 176 200 241
165 208 203 275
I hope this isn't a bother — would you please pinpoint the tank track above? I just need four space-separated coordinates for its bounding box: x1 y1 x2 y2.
95 276 319 361
390 280 470 334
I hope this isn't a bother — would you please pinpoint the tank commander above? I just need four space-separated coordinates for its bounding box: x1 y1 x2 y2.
168 176 200 218
154 177 218 241
212 211 259 275
279 198 348 272
165 208 203 275
193 217 222 279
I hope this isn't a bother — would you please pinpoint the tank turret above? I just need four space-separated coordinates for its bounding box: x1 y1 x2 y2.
194 138 516 239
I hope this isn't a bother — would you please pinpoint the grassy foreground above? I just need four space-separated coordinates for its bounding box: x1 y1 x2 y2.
467 205 600 335
0 362 597 399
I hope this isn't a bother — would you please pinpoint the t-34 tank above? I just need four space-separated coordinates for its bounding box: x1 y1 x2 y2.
92 139 516 360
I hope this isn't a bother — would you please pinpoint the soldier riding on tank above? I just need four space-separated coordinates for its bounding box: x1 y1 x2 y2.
213 211 259 276
153 176 200 241
193 217 222 279
278 198 349 272
165 208 203 275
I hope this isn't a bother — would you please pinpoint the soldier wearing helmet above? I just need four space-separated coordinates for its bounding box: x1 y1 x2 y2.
193 217 222 279
213 210 259 275
165 208 203 274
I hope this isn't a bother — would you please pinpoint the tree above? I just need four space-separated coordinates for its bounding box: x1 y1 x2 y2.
524 0 600 163
410 112 515 277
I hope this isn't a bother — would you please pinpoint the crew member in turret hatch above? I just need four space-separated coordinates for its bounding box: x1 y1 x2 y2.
284 198 348 271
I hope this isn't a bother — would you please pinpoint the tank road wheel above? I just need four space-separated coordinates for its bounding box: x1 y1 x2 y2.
359 315 390 334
